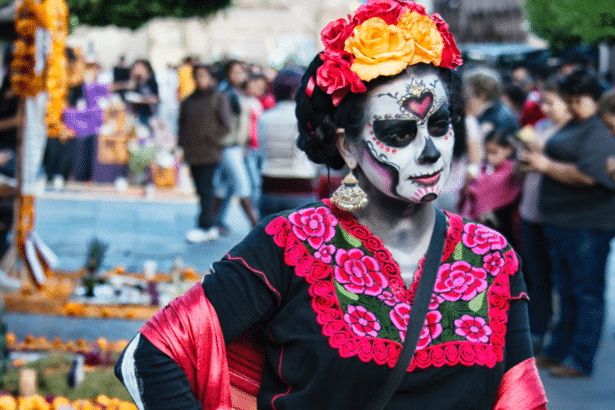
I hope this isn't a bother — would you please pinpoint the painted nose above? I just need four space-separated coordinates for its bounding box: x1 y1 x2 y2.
418 137 441 164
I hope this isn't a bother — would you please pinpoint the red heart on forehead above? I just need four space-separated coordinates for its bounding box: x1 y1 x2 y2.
401 92 434 120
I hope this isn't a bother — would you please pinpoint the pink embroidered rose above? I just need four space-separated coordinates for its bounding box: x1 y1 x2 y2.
435 261 488 302
317 50 367 106
288 206 338 249
454 315 492 343
390 302 411 341
416 310 443 349
429 294 445 310
377 290 398 306
462 223 508 255
335 248 388 296
321 18 350 52
315 244 337 264
344 305 381 337
483 251 505 276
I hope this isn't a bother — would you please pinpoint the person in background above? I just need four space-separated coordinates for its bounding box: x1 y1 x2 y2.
511 65 545 127
212 60 260 233
128 59 159 127
458 127 522 249
520 69 615 377
501 84 527 122
177 56 196 102
45 47 81 189
258 68 317 218
112 55 131 100
517 76 573 354
179 64 232 243
598 89 615 182
463 67 519 180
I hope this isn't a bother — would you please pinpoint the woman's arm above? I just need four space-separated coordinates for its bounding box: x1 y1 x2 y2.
115 334 203 410
518 149 595 186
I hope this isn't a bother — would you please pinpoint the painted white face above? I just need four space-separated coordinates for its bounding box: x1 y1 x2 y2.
356 71 455 203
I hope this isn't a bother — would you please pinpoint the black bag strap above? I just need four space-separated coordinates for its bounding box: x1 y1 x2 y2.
365 208 447 410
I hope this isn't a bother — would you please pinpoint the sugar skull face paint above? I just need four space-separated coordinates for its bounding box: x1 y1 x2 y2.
356 71 454 203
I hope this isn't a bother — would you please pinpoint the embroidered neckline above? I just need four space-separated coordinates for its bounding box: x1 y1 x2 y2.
265 201 518 371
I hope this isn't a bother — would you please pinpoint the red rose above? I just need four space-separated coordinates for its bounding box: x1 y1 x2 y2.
458 344 475 365
474 344 486 366
284 243 307 266
372 339 389 364
321 18 351 52
430 346 446 367
340 339 359 357
330 331 350 348
388 343 401 368
317 51 366 106
358 339 374 362
444 344 459 364
350 0 410 27
414 349 431 368
312 261 332 280
485 348 498 367
320 310 342 326
310 280 334 297
431 13 462 69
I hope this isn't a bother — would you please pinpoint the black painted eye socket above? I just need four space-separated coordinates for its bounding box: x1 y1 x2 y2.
427 118 450 136
372 120 417 148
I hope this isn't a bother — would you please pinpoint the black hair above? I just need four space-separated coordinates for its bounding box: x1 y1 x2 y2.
558 69 603 101
503 84 527 111
484 127 515 151
295 55 463 169
273 69 303 101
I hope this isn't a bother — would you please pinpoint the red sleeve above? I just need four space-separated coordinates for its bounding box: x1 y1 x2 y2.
139 283 233 410
493 357 548 409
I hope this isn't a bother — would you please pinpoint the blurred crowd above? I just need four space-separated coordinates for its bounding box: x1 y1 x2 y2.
0 44 613 379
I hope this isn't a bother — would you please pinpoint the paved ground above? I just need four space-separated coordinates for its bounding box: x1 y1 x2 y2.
8 185 615 409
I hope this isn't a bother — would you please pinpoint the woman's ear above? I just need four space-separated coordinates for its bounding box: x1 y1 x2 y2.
335 129 358 169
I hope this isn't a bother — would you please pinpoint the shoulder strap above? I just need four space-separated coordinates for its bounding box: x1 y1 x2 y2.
365 208 447 410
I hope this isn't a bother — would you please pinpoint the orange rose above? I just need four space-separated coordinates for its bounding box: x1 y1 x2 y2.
396 11 443 66
345 17 414 82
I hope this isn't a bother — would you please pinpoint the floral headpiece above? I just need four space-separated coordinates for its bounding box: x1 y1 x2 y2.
309 0 462 106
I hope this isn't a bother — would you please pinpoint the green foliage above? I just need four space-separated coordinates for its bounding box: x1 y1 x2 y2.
66 0 231 30
525 0 615 48
85 237 108 273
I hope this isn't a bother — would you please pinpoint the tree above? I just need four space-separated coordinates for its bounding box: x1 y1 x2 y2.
66 0 231 30
525 0 615 49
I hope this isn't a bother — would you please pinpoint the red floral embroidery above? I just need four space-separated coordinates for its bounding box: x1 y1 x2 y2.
390 302 411 341
334 248 388 296
288 206 337 250
434 261 488 302
462 223 508 255
483 251 505 276
266 204 517 371
344 305 381 337
315 244 337 264
454 315 492 343
377 290 398 306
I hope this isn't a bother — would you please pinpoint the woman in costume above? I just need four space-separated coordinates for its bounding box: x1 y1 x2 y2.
115 1 547 408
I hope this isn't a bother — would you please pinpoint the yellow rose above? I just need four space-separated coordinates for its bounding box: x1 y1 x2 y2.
345 17 415 82
396 11 443 66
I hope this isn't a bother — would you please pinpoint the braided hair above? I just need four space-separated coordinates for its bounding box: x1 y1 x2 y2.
295 55 463 170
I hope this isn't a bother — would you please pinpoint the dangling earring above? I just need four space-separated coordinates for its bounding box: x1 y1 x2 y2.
330 168 368 211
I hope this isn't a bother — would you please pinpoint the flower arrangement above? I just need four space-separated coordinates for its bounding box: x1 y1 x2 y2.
314 0 462 105
0 394 137 410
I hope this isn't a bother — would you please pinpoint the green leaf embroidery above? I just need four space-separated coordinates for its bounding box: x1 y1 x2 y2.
469 291 486 312
453 240 463 260
340 227 362 248
335 280 360 302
